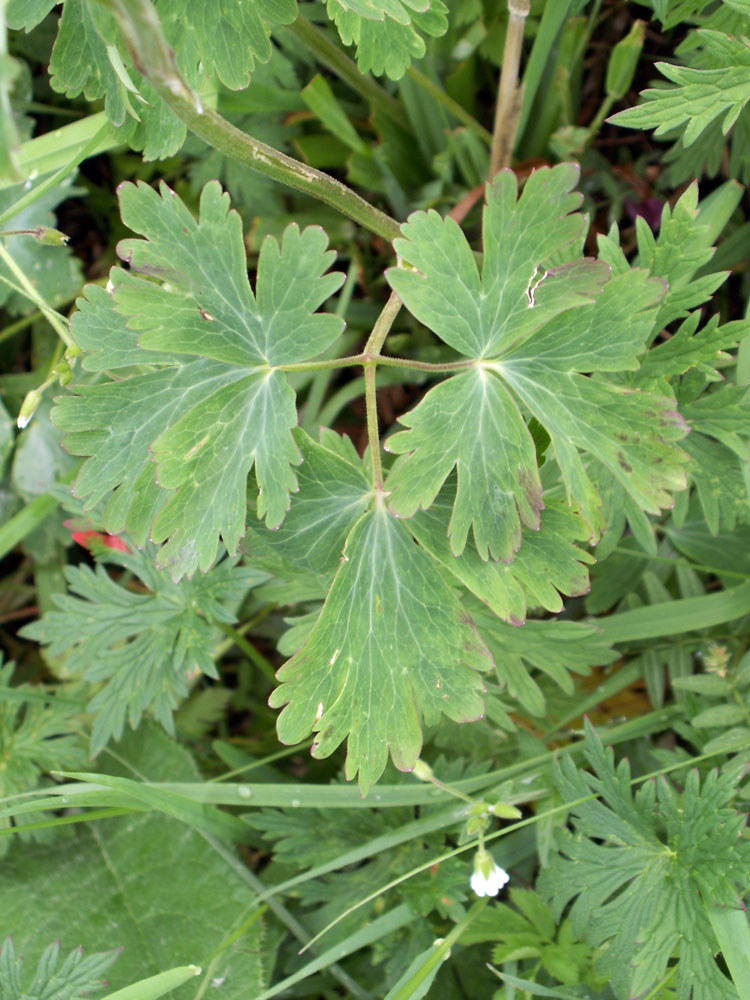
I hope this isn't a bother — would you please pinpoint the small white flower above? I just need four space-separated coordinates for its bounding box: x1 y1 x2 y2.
470 849 510 897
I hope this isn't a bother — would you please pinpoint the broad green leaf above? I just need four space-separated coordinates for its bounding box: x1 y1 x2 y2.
269 503 492 793
388 165 607 360
158 0 297 90
5 0 58 30
21 544 262 752
1 726 266 999
610 30 750 148
406 481 593 625
538 723 750 1000
326 0 448 79
56 180 344 579
48 0 129 126
244 429 372 582
0 937 120 1000
385 369 544 561
386 165 686 547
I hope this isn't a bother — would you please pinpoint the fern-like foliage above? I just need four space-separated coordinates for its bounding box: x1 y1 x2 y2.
537 722 750 1000
0 662 85 855
0 937 120 1000
20 546 261 752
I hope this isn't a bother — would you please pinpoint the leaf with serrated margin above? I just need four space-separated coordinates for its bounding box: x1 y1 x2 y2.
638 313 749 385
56 181 344 579
158 0 297 90
537 723 750 1000
269 503 492 793
244 428 372 582
408 481 593 625
326 0 448 79
48 0 128 126
471 609 616 718
610 30 750 148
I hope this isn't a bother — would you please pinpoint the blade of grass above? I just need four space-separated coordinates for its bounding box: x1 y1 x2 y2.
594 581 750 644
708 906 750 1000
514 0 576 149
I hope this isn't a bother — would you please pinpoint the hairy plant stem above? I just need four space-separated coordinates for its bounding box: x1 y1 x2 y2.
286 15 409 132
489 0 530 177
103 0 402 243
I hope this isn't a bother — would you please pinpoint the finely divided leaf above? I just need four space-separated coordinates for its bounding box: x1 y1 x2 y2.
0 937 120 1000
21 545 261 752
538 722 750 1000
270 503 492 793
471 614 616 718
57 181 344 579
610 30 750 148
0 662 85 855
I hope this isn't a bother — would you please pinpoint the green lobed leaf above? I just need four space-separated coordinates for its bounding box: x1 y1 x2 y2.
56 180 345 579
20 544 262 752
386 164 687 549
385 369 544 562
243 428 372 583
326 0 448 79
158 0 297 90
406 479 593 625
470 611 616 719
5 0 58 31
269 502 492 793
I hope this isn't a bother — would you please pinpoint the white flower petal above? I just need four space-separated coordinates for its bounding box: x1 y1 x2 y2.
470 870 488 896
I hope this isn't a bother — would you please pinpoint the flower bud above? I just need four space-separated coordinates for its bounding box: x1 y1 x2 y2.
17 389 42 429
412 759 434 782
490 801 522 820
32 226 70 246
606 20 645 101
